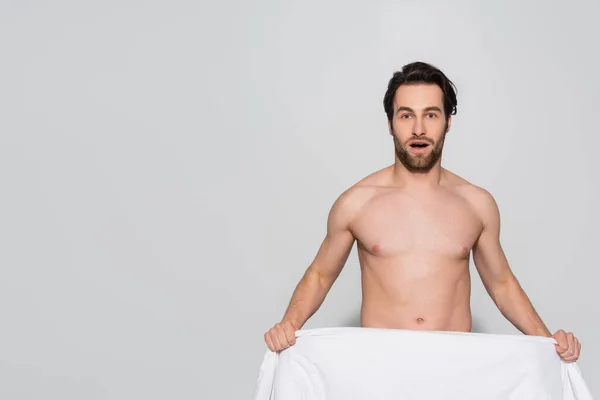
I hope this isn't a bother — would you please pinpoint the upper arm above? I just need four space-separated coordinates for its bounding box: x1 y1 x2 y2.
309 189 359 284
471 188 514 287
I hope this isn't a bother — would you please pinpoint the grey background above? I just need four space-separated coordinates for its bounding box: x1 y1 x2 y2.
1 1 598 399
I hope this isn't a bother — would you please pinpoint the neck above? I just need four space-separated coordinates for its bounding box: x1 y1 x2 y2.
391 157 444 190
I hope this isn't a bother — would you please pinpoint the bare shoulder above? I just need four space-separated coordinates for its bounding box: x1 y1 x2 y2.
328 167 390 227
443 169 499 220
330 175 381 216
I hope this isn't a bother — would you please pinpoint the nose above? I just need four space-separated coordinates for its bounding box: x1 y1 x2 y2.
412 116 426 137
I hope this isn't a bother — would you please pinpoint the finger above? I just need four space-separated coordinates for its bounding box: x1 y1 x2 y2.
553 330 568 352
567 333 576 356
563 353 578 363
560 347 574 358
270 329 283 351
276 324 291 349
283 322 297 346
574 337 581 359
554 329 567 346
561 332 575 358
264 332 275 352
567 332 575 349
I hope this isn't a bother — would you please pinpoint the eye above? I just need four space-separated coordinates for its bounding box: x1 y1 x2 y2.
426 113 437 118
400 114 412 119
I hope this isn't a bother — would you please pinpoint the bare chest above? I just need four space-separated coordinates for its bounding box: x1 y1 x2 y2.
352 192 482 259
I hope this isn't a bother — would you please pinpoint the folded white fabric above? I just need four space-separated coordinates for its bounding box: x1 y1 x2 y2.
253 327 593 400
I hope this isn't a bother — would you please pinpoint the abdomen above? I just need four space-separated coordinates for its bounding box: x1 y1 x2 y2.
358 254 472 332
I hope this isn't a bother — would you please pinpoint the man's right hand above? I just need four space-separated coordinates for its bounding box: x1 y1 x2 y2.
264 321 297 352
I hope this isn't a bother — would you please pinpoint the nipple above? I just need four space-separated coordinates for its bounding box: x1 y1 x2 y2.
371 244 382 253
462 246 470 256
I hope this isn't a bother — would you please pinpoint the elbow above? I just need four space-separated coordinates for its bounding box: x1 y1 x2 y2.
306 264 336 289
489 273 520 301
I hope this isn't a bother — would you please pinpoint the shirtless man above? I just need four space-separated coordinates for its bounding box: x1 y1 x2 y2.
264 61 581 363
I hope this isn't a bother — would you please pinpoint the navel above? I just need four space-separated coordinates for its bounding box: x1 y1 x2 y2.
416 317 425 324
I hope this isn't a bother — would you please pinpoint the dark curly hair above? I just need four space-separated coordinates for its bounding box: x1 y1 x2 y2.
383 61 458 128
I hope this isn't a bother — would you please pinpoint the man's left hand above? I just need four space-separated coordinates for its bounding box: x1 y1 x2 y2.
552 329 581 362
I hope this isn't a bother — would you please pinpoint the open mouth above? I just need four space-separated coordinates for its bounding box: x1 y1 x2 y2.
409 142 430 149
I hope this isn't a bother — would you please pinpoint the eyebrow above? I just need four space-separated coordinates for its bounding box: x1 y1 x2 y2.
395 106 443 114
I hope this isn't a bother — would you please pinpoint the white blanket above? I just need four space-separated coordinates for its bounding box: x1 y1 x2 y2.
253 327 593 399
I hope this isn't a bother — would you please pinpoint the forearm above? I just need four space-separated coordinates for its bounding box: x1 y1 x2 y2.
281 266 333 329
490 277 552 337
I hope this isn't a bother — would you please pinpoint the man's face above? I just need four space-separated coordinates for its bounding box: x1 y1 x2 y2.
389 83 451 172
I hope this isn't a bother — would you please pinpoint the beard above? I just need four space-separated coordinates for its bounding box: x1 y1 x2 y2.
393 132 446 173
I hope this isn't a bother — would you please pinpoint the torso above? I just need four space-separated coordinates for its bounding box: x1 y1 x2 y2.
349 166 484 332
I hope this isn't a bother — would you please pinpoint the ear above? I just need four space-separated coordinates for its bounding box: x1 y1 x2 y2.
388 120 393 136
445 116 452 134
